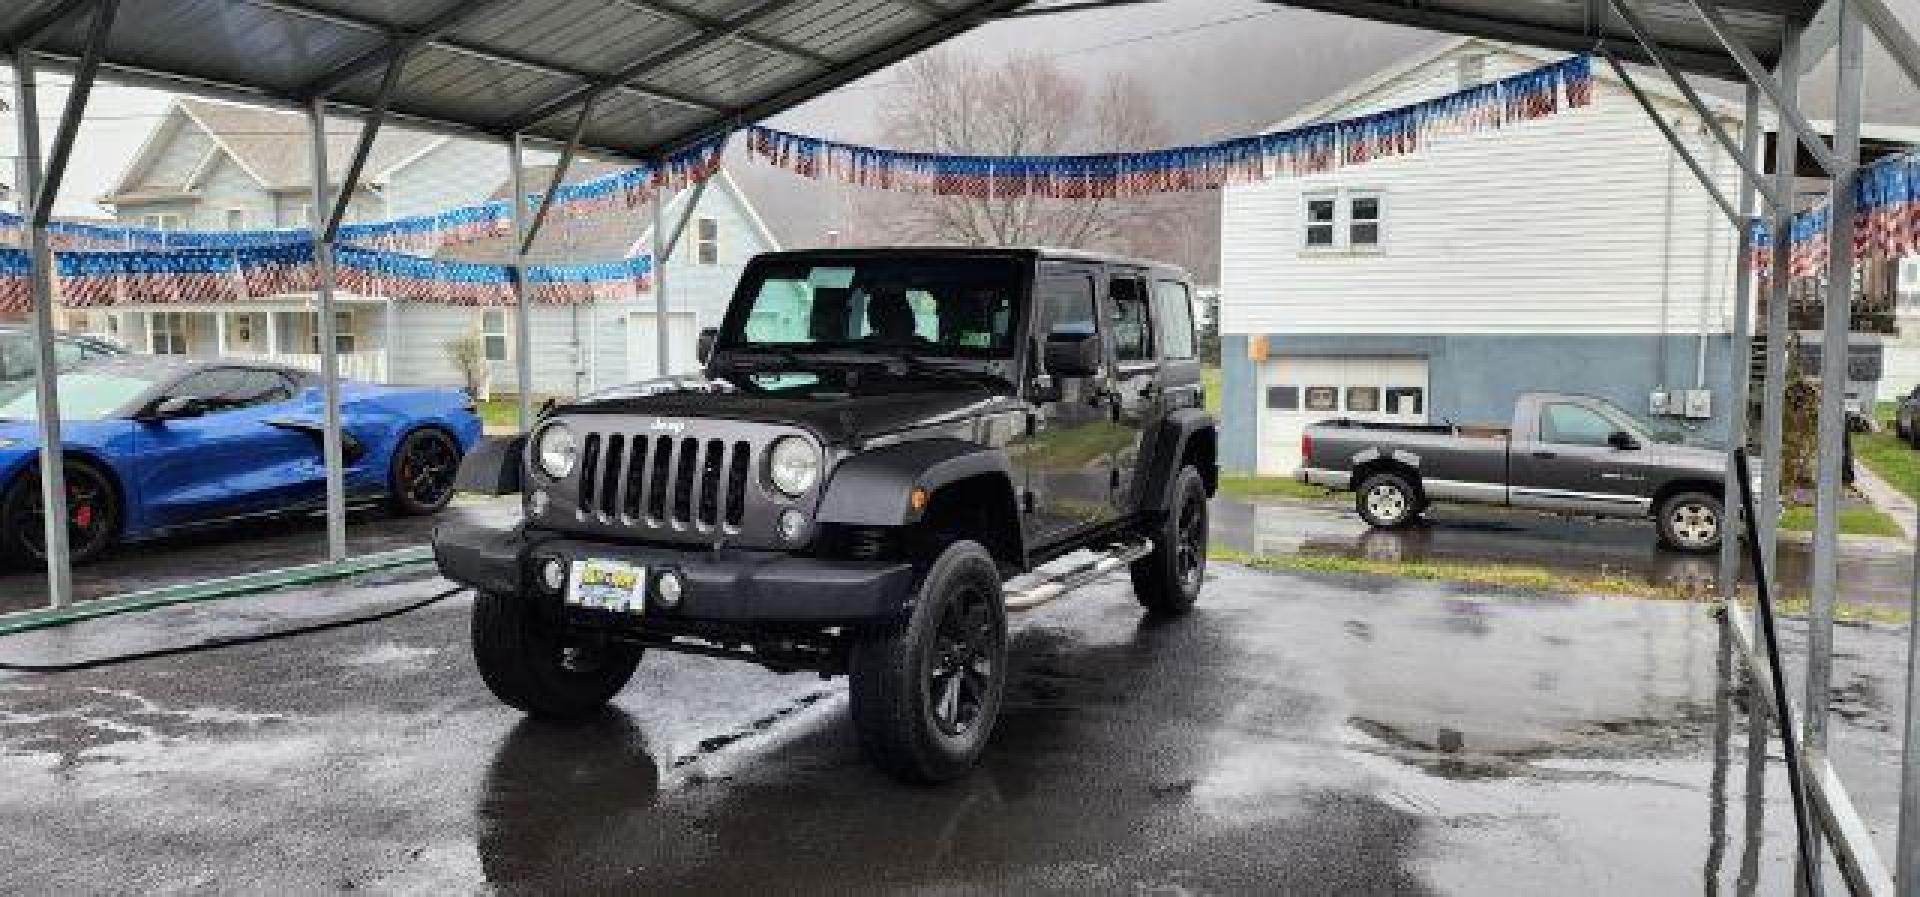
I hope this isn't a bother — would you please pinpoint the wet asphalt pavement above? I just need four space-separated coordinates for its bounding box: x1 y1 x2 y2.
2 556 1896 894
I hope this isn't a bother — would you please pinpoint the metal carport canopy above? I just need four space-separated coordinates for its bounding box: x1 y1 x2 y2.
4 0 1812 161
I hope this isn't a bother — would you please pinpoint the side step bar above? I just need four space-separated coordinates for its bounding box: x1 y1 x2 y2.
1004 538 1154 613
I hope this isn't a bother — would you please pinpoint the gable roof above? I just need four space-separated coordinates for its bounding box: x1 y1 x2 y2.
1268 37 1746 135
104 98 443 202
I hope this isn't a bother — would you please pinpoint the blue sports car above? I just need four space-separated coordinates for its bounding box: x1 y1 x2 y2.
0 356 483 565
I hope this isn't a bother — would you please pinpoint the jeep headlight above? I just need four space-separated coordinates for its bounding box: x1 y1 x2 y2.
767 436 820 497
534 423 578 480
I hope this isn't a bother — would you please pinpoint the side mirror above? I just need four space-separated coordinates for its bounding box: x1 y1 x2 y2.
147 396 209 422
696 327 718 364
1043 335 1102 378
1607 430 1639 451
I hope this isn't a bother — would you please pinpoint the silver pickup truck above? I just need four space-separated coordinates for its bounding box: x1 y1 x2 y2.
1298 392 1727 551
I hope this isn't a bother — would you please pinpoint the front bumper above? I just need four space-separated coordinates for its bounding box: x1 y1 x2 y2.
431 521 916 624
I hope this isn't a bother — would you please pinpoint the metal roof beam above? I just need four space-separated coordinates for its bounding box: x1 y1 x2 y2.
1600 49 1742 227
1609 0 1782 213
1857 0 1920 90
1268 0 1755 79
323 46 412 241
509 0 801 130
1688 0 1843 175
519 92 600 257
605 0 838 68
887 0 954 19
298 0 512 99
3 0 100 50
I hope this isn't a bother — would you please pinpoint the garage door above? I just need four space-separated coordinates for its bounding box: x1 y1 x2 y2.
1257 356 1428 476
628 312 701 379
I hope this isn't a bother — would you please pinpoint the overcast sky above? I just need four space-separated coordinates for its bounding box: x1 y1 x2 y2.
3 0 1917 220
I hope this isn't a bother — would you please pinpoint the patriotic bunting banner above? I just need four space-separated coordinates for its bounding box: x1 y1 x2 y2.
0 244 655 311
1751 151 1920 282
744 55 1593 198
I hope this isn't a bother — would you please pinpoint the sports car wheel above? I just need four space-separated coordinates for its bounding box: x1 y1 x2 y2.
1 460 119 567
390 428 462 516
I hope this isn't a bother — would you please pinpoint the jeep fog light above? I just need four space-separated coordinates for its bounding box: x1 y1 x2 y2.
655 569 685 608
778 509 807 542
540 556 567 592
534 423 578 479
767 436 820 496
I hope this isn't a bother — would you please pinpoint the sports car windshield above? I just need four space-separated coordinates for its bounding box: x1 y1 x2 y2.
719 257 1022 358
0 371 156 421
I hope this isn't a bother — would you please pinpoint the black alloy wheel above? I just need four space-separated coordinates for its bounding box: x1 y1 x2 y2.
925 585 1000 738
1131 464 1208 615
390 428 462 516
1 461 119 566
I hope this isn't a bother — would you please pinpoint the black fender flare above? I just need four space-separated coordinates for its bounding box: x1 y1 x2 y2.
816 438 1019 529
1135 408 1218 515
454 434 526 495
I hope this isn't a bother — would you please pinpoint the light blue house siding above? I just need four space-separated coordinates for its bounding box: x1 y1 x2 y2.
1218 332 1734 473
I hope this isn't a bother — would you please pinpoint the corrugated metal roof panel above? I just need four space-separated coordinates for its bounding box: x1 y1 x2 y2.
2 0 1813 163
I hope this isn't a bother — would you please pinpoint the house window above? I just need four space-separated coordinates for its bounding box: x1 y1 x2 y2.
1303 194 1337 248
695 217 720 265
1385 386 1424 415
225 208 249 231
142 213 183 232
150 312 189 355
1266 386 1299 410
1304 386 1338 411
481 310 510 362
1346 386 1380 412
1301 189 1385 253
235 315 252 343
309 311 355 354
1456 53 1488 89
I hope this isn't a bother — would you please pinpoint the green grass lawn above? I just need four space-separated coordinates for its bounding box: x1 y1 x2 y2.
1216 474 1334 502
1857 428 1920 503
475 397 523 428
1777 503 1904 537
1202 366 1221 415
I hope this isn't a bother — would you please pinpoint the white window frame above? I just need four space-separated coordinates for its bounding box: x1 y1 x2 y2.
149 312 189 355
308 310 355 355
694 216 720 265
480 309 512 362
142 212 183 232
225 208 250 231
1300 188 1386 255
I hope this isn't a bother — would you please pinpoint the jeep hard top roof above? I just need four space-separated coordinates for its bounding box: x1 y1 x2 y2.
748 246 1191 280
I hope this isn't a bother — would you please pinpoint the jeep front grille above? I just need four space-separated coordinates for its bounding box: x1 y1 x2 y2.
577 432 752 531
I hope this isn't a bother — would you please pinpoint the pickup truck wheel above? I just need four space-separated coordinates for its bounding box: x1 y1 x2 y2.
849 540 1008 785
1656 492 1723 553
471 590 642 719
1355 472 1421 529
1131 465 1207 615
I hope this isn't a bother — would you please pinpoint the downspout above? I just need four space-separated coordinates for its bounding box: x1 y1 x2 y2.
1697 118 1722 389
1658 113 1679 394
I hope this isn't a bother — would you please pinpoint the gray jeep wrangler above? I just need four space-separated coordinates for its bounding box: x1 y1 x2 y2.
434 246 1218 783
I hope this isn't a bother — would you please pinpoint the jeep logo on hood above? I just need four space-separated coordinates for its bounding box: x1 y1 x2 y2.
648 418 687 435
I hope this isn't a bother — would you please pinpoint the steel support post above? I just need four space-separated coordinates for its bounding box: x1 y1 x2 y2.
1718 81 1763 596
652 188 671 376
1805 14 1864 891
306 99 349 563
507 135 535 429
1756 27 1802 590
1905 478 1920 897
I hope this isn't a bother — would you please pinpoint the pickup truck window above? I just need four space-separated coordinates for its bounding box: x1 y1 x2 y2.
1539 402 1617 447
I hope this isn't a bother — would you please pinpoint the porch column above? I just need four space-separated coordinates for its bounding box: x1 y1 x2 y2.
266 310 280 358
214 311 228 358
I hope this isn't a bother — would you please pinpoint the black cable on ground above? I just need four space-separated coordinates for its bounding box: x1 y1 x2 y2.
1731 448 1823 897
0 586 469 675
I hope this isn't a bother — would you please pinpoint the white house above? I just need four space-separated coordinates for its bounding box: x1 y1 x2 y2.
78 98 779 398
1218 38 1748 475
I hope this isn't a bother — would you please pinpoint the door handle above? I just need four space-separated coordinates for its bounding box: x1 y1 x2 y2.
1532 450 1556 459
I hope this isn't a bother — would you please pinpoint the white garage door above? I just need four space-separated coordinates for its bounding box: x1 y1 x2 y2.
628 312 701 379
1257 355 1428 476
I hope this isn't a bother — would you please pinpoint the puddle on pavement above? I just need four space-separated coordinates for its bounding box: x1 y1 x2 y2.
1211 499 1914 610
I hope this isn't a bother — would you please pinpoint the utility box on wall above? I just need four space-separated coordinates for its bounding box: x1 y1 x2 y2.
1680 389 1712 419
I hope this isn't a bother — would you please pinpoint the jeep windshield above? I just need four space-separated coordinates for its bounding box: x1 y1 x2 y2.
717 257 1022 361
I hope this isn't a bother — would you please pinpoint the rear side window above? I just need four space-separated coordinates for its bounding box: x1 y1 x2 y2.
1153 281 1196 360
1539 403 1616 446
1038 273 1097 340
1108 277 1153 362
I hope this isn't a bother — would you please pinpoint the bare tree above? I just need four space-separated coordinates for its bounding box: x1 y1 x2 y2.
855 51 1214 277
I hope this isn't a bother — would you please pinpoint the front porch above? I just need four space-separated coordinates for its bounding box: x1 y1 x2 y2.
77 301 394 383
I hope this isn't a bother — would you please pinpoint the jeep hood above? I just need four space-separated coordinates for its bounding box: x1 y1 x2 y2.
558 373 1000 444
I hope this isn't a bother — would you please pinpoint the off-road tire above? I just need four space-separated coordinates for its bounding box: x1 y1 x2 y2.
1130 464 1207 616
1655 491 1723 554
472 590 642 719
1355 471 1422 529
848 540 1008 785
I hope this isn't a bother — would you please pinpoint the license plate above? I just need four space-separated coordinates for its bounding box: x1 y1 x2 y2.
566 558 647 613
